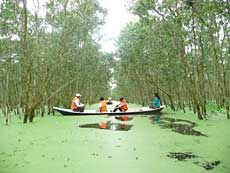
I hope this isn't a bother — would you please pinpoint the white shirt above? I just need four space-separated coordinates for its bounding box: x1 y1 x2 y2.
74 99 81 107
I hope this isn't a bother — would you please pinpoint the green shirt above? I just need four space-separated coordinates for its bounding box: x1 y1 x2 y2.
153 97 160 108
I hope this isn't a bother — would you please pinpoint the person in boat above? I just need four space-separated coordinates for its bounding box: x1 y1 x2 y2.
71 93 85 112
152 93 161 109
97 97 108 129
97 97 108 112
106 97 113 105
152 93 162 124
113 97 128 112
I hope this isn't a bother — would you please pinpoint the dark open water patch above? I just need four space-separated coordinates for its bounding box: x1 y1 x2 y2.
167 152 197 161
157 117 207 136
167 152 221 170
194 160 221 170
79 121 132 131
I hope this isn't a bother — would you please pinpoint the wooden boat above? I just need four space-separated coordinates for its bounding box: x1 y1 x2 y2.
53 106 165 116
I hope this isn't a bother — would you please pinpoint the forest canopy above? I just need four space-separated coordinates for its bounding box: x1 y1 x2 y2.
114 0 229 119
0 0 229 122
0 0 112 123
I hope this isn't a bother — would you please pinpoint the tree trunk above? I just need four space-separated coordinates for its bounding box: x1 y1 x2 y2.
196 105 203 120
23 109 28 123
41 106 45 117
29 109 35 122
22 0 32 123
227 104 230 119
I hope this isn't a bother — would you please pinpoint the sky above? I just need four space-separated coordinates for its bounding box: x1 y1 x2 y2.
27 0 135 53
98 0 134 52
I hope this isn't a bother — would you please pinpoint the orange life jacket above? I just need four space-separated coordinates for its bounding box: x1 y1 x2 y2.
121 99 128 112
100 100 107 112
71 97 80 110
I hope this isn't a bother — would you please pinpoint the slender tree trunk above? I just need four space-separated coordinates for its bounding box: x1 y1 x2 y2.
22 0 31 123
227 104 230 119
41 101 45 117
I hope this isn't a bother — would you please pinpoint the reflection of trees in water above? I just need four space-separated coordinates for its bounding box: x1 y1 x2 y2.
158 117 207 136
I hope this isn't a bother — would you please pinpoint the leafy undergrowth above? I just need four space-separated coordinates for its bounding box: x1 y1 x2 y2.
0 108 229 173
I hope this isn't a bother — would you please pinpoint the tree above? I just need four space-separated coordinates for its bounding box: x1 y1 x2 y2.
114 0 229 119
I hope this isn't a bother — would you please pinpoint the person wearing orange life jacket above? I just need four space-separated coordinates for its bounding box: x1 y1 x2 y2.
97 97 108 112
113 97 128 112
97 97 108 129
71 93 85 112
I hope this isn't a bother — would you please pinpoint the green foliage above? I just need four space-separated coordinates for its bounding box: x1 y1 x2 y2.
0 0 112 121
114 0 230 118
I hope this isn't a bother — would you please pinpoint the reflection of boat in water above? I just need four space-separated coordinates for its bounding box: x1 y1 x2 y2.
53 106 165 116
79 121 132 131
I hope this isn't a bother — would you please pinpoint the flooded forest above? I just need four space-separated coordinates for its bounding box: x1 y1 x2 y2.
0 0 229 173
